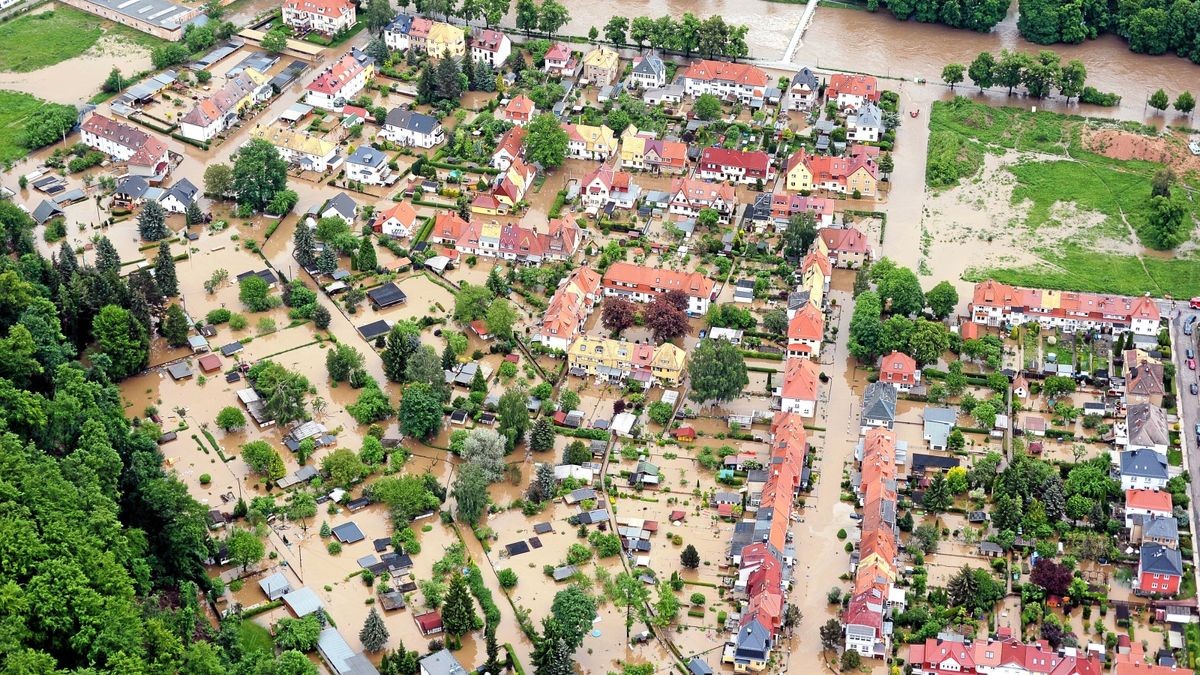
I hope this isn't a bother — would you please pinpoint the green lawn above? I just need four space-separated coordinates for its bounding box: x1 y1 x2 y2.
934 96 1200 298
0 5 168 73
236 620 273 655
0 90 49 163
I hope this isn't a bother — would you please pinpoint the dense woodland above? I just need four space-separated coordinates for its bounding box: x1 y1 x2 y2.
0 202 292 672
1018 0 1200 60
869 0 1012 33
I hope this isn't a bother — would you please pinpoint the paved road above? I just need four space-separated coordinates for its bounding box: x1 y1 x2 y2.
1163 302 1200 601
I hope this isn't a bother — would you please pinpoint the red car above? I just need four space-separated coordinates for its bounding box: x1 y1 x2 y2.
1189 358 1197 370
1191 297 1200 309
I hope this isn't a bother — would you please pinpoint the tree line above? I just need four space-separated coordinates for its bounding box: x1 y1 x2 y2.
942 50 1123 104
603 14 750 60
1017 0 1200 63
867 0 1010 33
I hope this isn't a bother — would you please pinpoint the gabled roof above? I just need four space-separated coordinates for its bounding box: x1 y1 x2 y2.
164 178 198 206
1128 403 1169 447
862 381 897 422
781 358 819 401
1140 542 1183 576
385 107 440 134
347 145 387 168
786 302 824 343
682 59 768 87
790 67 819 91
285 0 353 17
1120 449 1168 480
632 51 665 77
306 53 364 96
323 192 357 220
878 351 917 382
1126 488 1172 512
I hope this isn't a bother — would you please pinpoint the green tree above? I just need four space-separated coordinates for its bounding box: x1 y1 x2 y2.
880 266 925 316
923 472 952 511
322 448 367 488
95 236 121 275
313 304 332 329
687 339 748 405
433 52 464 103
15 102 77 151
275 615 322 651
399 382 443 439
908 319 950 366
93 305 149 379
365 0 393 34
604 16 628 44
530 418 555 451
162 303 190 347
551 587 597 650
277 651 318 675
1175 91 1196 113
137 201 169 241
994 49 1029 94
185 200 204 226
216 406 247 431
681 544 700 568
293 222 317 270
1145 193 1189 249
485 299 517 341
287 491 318 529
406 344 447 399
538 0 569 36
442 573 480 638
942 62 965 89
515 0 539 33
204 163 234 198
532 617 575 675
381 321 420 382
152 240 180 293
360 607 390 652
925 280 958 319
242 440 286 479
462 428 507 481
1057 59 1087 102
693 92 721 120
497 386 531 450
233 138 289 211
239 275 277 312
525 113 569 168
454 282 495 321
261 28 288 53
782 212 817 261
102 67 124 93
968 51 996 90
227 527 265 570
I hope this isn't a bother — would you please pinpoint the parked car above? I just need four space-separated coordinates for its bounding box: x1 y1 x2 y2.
1188 348 1195 359
1195 423 1200 443
1191 383 1198 396
1190 297 1200 309
1189 358 1196 370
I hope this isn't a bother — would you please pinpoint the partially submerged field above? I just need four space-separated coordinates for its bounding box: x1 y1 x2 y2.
0 5 164 72
924 96 1200 297
0 90 51 163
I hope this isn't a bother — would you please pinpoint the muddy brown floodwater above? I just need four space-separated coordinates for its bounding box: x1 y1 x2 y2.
795 5 1200 123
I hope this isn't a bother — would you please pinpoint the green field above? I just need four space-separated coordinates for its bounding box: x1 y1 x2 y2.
0 5 167 73
0 90 47 163
931 96 1200 298
236 620 273 655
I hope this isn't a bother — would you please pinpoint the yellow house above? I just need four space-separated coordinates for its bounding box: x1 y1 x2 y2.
582 46 620 85
801 250 830 309
650 343 686 386
567 336 684 387
784 149 813 192
427 21 466 59
619 126 646 170
847 164 877 197
566 123 617 159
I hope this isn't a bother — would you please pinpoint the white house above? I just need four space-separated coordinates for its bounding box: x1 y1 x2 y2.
778 358 819 418
80 114 168 165
786 67 820 111
282 0 356 36
469 28 511 68
381 108 445 148
158 178 199 214
383 13 413 51
1119 449 1169 492
304 53 368 111
847 103 885 143
249 124 341 173
344 145 393 186
627 51 666 90
373 201 418 239
319 193 357 225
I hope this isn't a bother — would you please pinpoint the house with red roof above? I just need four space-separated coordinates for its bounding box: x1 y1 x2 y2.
601 262 714 315
1138 542 1183 596
428 212 469 245
826 73 880 111
469 28 511 68
492 157 536 209
501 94 535 126
779 358 820 417
968 280 1162 336
785 148 879 197
1125 489 1173 528
697 147 775 185
534 267 601 351
878 351 920 392
413 610 443 635
643 138 688 174
305 52 368 111
1114 662 1188 675
786 302 824 358
817 226 872 268
681 59 771 106
766 193 836 230
580 165 639 211
908 635 1104 675
491 126 526 171
667 177 737 222
283 0 356 36
373 201 418 239
80 114 172 180
543 42 579 78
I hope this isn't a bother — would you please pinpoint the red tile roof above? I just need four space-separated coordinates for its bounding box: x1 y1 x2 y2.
682 59 768 87
878 351 917 385
827 74 880 102
780 358 819 401
1125 489 1172 513
818 226 871 255
602 262 714 300
284 0 353 17
306 53 364 96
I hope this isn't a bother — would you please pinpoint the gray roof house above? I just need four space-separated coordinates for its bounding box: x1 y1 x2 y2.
861 382 897 431
731 619 772 670
1139 542 1184 584
318 627 380 675
1120 448 1169 489
346 145 388 172
31 200 64 225
1137 514 1180 548
258 571 292 600
1127 402 1169 452
848 102 885 141
160 178 199 213
322 192 357 223
922 407 957 450
419 649 466 675
282 587 324 616
687 658 714 675
628 51 666 89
